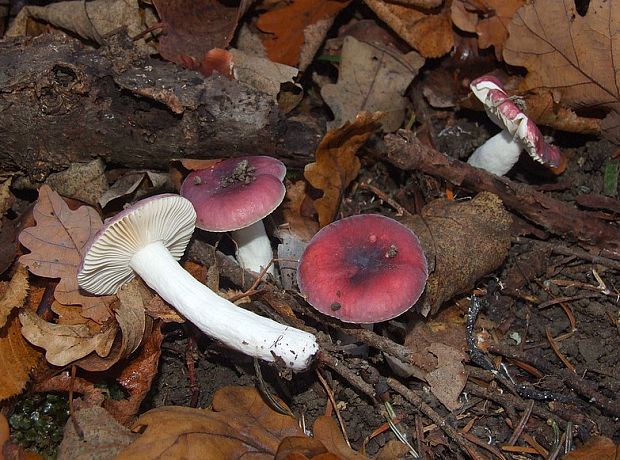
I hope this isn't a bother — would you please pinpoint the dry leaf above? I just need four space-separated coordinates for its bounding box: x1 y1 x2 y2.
424 342 467 411
57 406 137 460
451 0 525 60
503 0 620 143
257 0 351 67
118 386 305 459
312 416 368 459
98 170 170 208
45 159 109 207
363 0 454 58
19 185 114 322
0 264 29 329
0 312 42 401
281 180 319 242
304 112 383 227
0 176 14 215
152 0 251 67
275 436 331 459
103 324 163 425
230 48 299 98
561 436 619 460
7 0 151 48
19 309 117 367
0 217 18 276
321 36 424 131
115 280 147 357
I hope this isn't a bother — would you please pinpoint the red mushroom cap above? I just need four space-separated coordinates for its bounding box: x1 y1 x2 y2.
470 76 562 168
180 156 286 232
297 214 428 324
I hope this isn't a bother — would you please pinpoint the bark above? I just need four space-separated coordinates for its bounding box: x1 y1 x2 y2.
0 33 322 180
384 130 620 258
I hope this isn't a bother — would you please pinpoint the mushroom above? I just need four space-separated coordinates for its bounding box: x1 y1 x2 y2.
467 75 562 176
297 214 428 324
180 156 286 277
77 194 318 371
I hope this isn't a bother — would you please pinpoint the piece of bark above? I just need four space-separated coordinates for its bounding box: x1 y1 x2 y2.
400 192 512 316
384 131 620 258
0 33 321 180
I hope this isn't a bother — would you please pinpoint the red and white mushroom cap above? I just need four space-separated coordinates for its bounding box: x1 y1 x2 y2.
180 156 286 232
470 76 561 168
297 214 428 324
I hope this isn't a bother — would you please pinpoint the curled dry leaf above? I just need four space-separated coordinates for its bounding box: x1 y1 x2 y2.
321 36 424 131
503 0 620 143
451 0 525 60
0 267 41 401
363 0 454 58
19 309 117 367
257 0 351 68
304 112 383 227
19 185 114 323
45 159 108 207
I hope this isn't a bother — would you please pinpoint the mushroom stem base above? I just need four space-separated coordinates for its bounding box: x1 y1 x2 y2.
467 130 522 176
231 220 276 277
130 241 317 370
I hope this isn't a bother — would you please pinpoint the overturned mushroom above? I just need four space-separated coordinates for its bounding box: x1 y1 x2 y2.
467 75 562 176
77 194 318 371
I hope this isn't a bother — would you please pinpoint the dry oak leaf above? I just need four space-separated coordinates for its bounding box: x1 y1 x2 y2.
451 0 525 61
304 112 383 227
363 0 454 58
257 0 351 67
18 185 114 323
0 264 29 329
311 416 368 460
503 0 620 143
19 309 117 367
321 36 424 131
118 386 305 459
561 436 619 460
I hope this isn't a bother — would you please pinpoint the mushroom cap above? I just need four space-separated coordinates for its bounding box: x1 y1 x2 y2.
297 214 428 324
77 194 196 295
180 156 286 232
470 76 562 168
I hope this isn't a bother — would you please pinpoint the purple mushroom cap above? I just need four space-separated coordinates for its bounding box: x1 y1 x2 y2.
297 214 428 324
180 156 287 232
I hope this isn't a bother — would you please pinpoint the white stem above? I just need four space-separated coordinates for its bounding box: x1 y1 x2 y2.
231 220 276 277
467 130 523 176
130 241 317 371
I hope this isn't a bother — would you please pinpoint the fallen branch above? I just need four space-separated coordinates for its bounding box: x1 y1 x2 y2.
383 131 620 258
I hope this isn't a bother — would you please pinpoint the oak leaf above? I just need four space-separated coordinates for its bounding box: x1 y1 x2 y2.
257 0 351 67
304 112 383 227
321 36 424 131
18 185 114 322
363 0 454 58
118 386 305 459
503 0 620 143
0 267 41 401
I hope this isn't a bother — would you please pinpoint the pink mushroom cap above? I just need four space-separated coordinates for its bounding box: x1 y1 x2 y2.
470 75 562 168
297 214 428 324
180 156 286 232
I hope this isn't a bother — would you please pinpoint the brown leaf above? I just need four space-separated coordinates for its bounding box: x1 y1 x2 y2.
451 0 525 60
45 159 109 207
312 416 368 460
19 185 114 322
115 280 147 357
503 0 620 143
257 0 351 67
321 37 424 131
57 406 137 460
561 436 619 459
282 180 319 242
0 312 42 401
19 309 117 367
152 0 251 67
118 386 305 459
304 112 383 227
363 0 454 58
275 436 330 459
104 324 163 425
0 264 29 329
0 177 14 215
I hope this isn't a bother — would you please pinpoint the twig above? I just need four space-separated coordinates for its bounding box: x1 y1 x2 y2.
316 368 351 448
506 400 534 446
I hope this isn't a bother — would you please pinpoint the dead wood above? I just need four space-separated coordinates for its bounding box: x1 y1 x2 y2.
0 33 322 180
384 130 620 258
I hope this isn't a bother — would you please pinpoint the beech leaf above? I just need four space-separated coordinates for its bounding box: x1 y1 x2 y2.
18 185 113 322
503 0 620 143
